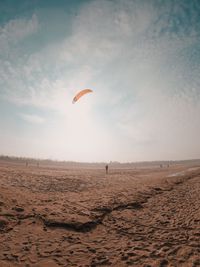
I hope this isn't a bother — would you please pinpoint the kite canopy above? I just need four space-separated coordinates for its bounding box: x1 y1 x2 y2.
72 89 93 103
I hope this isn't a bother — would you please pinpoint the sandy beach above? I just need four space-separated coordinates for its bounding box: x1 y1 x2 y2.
0 160 200 267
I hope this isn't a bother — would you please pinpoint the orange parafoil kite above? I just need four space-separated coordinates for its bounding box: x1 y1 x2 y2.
72 89 93 103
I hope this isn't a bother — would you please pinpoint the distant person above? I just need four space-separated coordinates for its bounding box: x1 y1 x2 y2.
105 164 108 174
26 161 28 167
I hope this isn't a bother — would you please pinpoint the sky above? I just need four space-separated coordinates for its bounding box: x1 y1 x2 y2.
0 0 200 162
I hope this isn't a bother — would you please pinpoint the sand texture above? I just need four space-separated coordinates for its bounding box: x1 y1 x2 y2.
0 161 200 266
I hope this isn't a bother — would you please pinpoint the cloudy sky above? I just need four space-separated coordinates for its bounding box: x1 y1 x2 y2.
0 0 200 162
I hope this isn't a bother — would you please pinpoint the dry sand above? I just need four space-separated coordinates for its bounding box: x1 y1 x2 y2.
0 160 200 266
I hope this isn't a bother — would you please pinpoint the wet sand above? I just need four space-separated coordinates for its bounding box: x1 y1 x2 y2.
0 161 200 266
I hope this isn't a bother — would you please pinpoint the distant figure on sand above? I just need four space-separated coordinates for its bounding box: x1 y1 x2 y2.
105 164 108 174
26 161 28 167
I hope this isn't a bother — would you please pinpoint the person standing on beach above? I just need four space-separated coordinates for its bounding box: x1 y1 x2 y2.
105 164 108 174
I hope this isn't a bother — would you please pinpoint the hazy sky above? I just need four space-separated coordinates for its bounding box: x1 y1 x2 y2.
0 0 200 162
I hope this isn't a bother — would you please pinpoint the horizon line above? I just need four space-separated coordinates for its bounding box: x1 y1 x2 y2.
1 154 200 165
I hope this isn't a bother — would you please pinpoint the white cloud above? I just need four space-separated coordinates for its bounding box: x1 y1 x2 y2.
19 113 45 124
0 14 38 53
